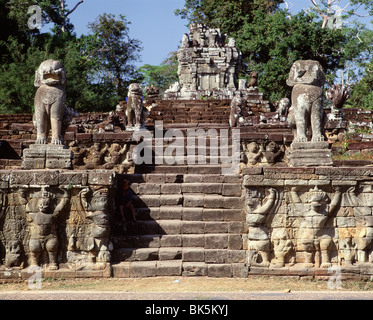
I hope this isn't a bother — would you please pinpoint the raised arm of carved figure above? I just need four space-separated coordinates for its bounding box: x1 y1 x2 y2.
345 186 358 207
119 143 130 156
253 188 277 214
54 188 70 215
0 191 7 220
329 187 342 215
79 188 91 211
18 188 28 205
290 187 301 204
27 211 35 222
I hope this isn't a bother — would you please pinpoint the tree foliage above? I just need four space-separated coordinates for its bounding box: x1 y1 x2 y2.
88 13 143 100
175 0 372 105
0 2 143 113
139 51 178 96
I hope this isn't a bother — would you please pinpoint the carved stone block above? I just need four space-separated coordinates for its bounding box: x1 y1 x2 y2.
287 141 333 167
22 144 73 170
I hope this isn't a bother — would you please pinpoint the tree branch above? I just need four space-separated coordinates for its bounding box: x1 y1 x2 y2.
66 0 84 17
311 0 329 27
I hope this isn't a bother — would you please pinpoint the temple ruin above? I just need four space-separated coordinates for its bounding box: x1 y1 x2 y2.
0 30 373 283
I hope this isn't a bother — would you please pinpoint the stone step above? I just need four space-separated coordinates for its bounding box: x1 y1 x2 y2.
111 261 247 277
119 173 242 184
113 218 245 244
112 248 246 264
133 209 244 224
116 218 244 235
134 194 244 209
113 233 244 251
134 164 236 174
113 229 245 249
131 182 242 197
148 156 235 165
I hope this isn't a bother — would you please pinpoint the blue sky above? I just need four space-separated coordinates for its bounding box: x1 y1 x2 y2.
63 0 371 67
65 0 189 66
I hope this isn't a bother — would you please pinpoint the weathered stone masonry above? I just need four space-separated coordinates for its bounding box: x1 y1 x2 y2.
0 169 115 279
243 166 373 278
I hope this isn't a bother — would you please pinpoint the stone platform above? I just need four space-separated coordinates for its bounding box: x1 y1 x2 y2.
287 141 333 167
0 264 111 282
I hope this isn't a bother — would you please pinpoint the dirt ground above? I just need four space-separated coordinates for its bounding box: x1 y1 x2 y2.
1 276 373 292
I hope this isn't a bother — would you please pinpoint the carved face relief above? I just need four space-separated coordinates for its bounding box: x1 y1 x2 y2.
128 83 143 96
87 190 109 212
34 59 66 88
247 142 259 153
38 192 53 213
246 188 262 212
286 60 325 87
306 187 328 214
266 142 278 153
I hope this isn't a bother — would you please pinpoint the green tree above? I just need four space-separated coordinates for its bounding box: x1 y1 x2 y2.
176 0 371 102
239 9 358 101
6 0 84 33
88 13 143 101
175 0 283 28
139 51 178 96
348 53 373 109
308 0 373 29
0 0 144 113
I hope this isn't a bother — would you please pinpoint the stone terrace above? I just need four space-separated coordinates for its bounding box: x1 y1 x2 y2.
1 100 373 280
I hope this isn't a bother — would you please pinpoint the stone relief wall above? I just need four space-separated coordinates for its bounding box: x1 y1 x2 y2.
0 170 114 272
243 167 373 272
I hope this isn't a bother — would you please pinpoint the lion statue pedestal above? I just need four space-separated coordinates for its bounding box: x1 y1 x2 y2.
22 144 73 170
22 60 73 170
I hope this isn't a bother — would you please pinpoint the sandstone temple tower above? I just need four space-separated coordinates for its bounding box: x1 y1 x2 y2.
164 23 242 100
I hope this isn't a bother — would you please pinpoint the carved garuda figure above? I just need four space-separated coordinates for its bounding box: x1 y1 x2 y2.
27 188 69 270
34 59 67 145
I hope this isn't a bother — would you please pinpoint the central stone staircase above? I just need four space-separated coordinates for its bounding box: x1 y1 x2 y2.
111 114 247 278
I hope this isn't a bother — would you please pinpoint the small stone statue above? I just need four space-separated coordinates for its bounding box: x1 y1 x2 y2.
69 141 85 167
249 71 258 88
103 143 129 170
277 98 291 119
326 84 350 121
84 143 109 169
262 142 283 165
126 83 148 130
243 142 262 165
229 94 244 127
33 59 67 145
145 84 160 102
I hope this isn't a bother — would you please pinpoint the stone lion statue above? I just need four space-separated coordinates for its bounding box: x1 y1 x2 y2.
286 60 325 143
126 83 148 130
34 59 67 145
